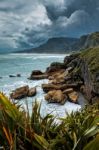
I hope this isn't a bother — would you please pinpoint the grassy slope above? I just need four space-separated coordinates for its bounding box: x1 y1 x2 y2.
79 47 99 73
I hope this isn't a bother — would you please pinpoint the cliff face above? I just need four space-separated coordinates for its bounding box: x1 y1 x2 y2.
84 32 99 49
73 32 99 50
64 47 99 103
79 47 99 96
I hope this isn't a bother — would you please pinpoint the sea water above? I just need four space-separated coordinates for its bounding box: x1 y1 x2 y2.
0 53 81 118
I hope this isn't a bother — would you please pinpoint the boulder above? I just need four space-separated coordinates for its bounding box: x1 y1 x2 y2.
45 90 67 105
9 75 16 78
28 87 36 97
29 70 48 80
31 70 43 75
10 86 29 99
68 91 79 103
17 74 21 77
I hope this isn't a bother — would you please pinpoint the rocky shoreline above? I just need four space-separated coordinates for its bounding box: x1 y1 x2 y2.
10 47 99 106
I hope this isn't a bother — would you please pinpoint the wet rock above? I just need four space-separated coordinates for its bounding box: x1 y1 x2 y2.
10 85 29 99
29 70 48 80
45 90 67 105
68 91 79 103
28 87 36 97
31 70 44 75
30 74 48 80
9 75 16 78
17 74 21 77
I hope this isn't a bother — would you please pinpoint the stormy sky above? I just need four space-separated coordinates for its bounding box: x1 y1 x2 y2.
0 0 99 52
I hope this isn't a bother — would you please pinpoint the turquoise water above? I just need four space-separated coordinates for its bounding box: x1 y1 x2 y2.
0 53 81 118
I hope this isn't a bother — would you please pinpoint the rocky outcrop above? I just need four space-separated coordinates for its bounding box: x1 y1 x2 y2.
29 70 48 80
10 86 37 99
45 90 67 105
46 62 66 74
27 44 99 105
9 74 21 78
42 83 80 93
64 47 99 103
9 75 16 78
80 60 93 102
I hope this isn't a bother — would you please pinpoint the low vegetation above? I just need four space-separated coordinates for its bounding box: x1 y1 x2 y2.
79 47 99 73
0 92 99 150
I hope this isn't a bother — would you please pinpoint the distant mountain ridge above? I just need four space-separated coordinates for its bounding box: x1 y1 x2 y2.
17 31 99 53
21 37 78 53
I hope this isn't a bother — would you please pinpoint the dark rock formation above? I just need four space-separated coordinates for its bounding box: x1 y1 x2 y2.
29 70 48 80
9 74 21 78
64 47 99 103
9 75 16 78
17 74 21 77
46 62 66 74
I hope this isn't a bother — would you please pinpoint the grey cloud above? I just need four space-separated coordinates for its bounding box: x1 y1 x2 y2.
0 0 99 52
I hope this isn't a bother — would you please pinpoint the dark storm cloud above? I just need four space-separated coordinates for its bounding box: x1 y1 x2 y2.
0 0 99 51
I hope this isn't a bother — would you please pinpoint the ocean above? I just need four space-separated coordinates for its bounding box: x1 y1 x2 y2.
0 53 82 118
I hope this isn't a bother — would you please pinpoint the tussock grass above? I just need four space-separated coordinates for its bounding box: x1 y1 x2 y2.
0 92 99 150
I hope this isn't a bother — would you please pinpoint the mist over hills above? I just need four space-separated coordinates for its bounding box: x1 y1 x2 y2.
18 31 99 53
